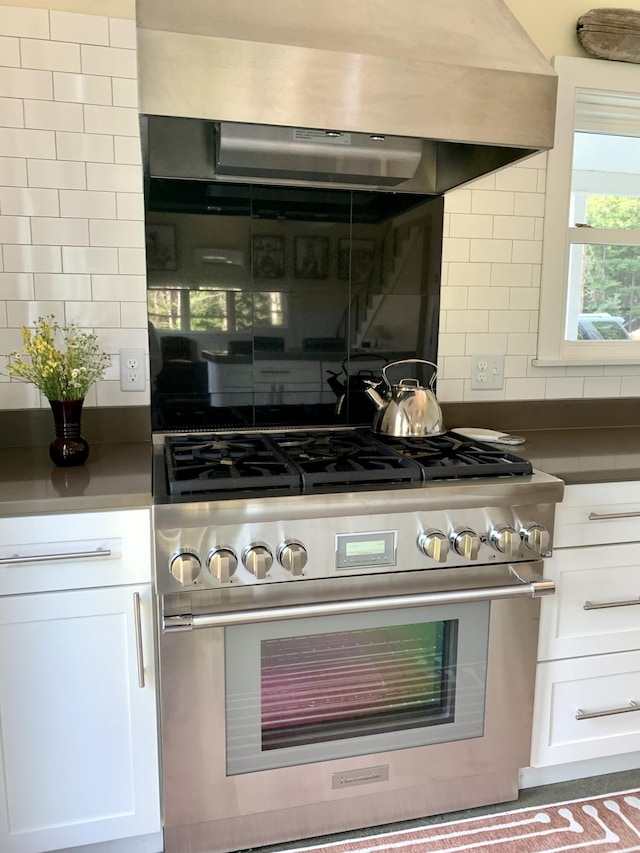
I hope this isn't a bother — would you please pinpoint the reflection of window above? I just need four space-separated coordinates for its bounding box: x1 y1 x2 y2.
538 56 640 363
148 288 285 331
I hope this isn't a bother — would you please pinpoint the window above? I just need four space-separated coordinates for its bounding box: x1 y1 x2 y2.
148 287 285 332
537 56 640 364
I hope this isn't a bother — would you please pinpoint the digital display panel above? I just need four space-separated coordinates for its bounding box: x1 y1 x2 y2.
345 540 386 557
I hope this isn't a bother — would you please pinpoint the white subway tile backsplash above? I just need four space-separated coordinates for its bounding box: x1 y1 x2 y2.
0 215 30 243
0 7 48 39
62 245 118 274
467 287 509 310
492 216 535 241
20 38 80 73
509 287 539 310
443 189 472 214
620 375 640 396
114 134 141 164
0 272 34 299
0 380 41 409
440 355 471 380
463 382 506 402
84 103 138 136
92 325 147 352
489 310 531 334
31 216 89 246
565 364 604 377
514 192 545 217
91 273 146 301
86 161 142 192
118 246 146 274
469 239 512 264
0 97 23 127
81 44 136 78
440 287 467 310
65 299 119 327
0 185 59 216
0 157 27 186
504 377 546 399
0 127 55 159
112 77 138 108
3 243 61 272
446 309 489 334
433 378 464 402
56 130 113 162
116 192 143 220
446 262 491 287
545 377 585 399
511 240 542 264
7 299 63 326
24 98 84 132
494 167 538 193
34 272 91 300
96 379 149 406
27 157 85 189
490 263 533 288
471 190 514 216
0 301 6 326
441 238 470 263
53 71 112 105
504 355 529 377
121 300 148 327
0 66 53 100
60 189 116 219
464 333 507 355
108 18 137 50
506 332 537 356
50 11 109 46
0 35 20 67
89 218 144 248
448 213 492 239
437 334 466 357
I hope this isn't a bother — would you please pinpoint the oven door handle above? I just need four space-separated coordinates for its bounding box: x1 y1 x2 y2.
163 579 555 632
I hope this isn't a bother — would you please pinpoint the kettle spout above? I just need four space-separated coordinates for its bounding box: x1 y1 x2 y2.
364 384 386 411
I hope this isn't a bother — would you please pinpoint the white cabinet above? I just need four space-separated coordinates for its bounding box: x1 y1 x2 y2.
530 482 640 769
0 510 161 853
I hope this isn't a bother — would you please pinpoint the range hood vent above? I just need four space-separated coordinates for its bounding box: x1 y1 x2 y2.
137 0 557 195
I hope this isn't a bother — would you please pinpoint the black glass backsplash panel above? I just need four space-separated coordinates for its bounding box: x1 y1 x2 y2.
146 182 444 432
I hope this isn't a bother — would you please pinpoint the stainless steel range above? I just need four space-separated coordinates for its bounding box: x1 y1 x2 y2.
152 428 564 853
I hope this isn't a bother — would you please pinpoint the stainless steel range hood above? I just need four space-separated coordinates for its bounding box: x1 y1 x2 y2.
136 0 557 195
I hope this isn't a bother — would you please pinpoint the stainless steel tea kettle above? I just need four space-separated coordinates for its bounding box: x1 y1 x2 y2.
364 359 444 437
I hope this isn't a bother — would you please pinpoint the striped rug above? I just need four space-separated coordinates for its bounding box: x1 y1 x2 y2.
284 789 640 852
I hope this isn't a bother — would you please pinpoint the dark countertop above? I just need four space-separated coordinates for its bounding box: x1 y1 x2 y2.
0 442 152 517
515 426 640 486
1 425 639 519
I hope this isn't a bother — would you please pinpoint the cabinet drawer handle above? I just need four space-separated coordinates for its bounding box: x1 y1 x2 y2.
0 548 111 565
588 510 640 521
576 700 639 721
584 596 640 610
133 592 145 689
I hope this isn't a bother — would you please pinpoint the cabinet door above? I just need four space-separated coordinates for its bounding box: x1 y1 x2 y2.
0 585 160 853
538 543 640 661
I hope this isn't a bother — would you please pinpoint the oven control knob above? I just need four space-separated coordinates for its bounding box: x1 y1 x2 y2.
451 528 480 560
169 550 201 586
418 530 450 563
206 547 238 583
521 523 550 555
489 524 520 557
243 544 273 579
277 541 308 575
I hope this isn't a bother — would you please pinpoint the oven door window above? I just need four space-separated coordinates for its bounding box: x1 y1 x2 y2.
225 602 489 774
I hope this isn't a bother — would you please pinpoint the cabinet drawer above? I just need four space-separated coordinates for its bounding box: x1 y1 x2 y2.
538 543 640 661
555 481 640 548
254 361 320 386
0 509 151 595
530 650 640 767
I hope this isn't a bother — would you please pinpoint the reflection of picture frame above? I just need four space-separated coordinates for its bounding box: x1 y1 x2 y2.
294 236 329 279
145 224 177 270
337 238 376 286
252 235 285 279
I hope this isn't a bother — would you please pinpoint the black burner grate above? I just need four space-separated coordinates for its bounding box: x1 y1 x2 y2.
161 428 532 499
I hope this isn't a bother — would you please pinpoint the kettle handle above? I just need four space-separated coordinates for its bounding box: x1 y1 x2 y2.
380 359 438 390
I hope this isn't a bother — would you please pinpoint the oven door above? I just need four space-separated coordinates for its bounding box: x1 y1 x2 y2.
159 563 553 853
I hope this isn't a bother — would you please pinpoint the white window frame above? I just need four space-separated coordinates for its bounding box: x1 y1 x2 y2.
537 55 640 365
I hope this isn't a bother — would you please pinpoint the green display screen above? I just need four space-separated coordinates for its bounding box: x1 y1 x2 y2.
345 539 386 557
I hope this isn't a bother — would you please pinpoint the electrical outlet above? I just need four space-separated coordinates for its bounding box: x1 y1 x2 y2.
471 354 504 390
119 348 146 392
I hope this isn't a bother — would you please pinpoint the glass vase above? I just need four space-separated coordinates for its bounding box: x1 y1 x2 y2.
49 399 89 467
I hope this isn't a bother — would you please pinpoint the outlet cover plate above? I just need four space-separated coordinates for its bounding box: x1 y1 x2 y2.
119 348 146 392
471 354 504 390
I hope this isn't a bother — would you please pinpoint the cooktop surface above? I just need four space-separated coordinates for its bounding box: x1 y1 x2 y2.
157 429 533 501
